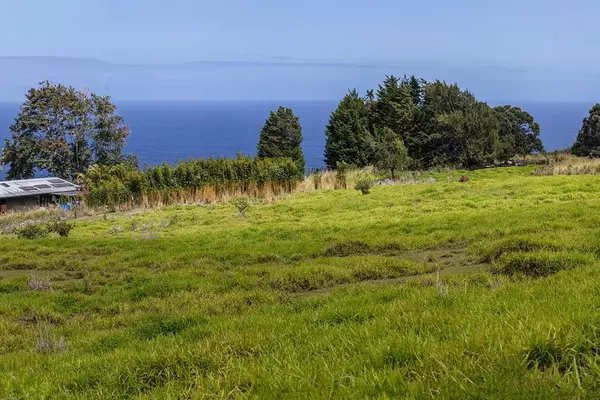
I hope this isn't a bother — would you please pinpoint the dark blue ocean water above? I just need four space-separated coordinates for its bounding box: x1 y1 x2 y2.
0 100 591 178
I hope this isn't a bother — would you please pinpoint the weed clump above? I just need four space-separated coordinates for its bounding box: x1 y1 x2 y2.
16 224 49 240
36 328 67 354
231 197 250 218
28 275 52 291
355 179 373 195
136 316 199 340
48 220 74 237
525 326 600 374
493 251 594 277
110 225 124 235
480 237 562 262
324 241 372 257
435 270 449 297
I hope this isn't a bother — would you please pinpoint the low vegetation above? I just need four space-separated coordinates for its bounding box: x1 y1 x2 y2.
0 166 599 398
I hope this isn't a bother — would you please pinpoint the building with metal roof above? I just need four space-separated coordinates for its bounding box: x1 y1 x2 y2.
0 178 82 214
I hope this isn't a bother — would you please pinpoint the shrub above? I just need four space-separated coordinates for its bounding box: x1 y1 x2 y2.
47 220 74 237
355 179 373 195
16 224 49 240
110 225 124 235
231 197 250 218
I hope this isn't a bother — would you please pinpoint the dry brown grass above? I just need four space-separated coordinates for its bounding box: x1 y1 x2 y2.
531 154 600 176
297 167 378 192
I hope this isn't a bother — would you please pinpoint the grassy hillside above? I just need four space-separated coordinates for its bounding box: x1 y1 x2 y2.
2 166 600 398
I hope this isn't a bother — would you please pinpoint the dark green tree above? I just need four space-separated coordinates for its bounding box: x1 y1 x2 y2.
437 101 499 167
257 106 305 175
1 81 131 180
493 105 543 160
406 75 426 106
0 132 38 180
369 127 412 179
417 81 479 166
90 94 131 166
373 75 415 138
324 90 372 169
572 104 600 157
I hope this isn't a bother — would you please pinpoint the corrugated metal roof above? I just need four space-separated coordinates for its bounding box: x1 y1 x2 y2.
0 178 81 199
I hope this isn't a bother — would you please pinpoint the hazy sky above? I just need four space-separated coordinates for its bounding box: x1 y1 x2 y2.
1 0 598 67
1 0 599 101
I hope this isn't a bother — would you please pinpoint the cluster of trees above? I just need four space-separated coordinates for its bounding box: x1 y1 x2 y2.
0 82 307 194
1 81 133 180
18 77 600 202
324 76 544 173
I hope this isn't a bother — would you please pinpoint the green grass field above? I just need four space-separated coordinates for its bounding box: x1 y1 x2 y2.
2 166 600 398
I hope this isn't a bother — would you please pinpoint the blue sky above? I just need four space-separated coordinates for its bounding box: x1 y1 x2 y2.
1 0 599 101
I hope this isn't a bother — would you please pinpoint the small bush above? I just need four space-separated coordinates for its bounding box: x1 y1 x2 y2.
16 224 49 240
231 197 250 218
48 220 74 237
110 225 123 235
159 216 177 228
355 179 373 195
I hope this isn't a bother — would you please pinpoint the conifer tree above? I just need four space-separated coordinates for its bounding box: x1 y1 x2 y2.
257 106 305 175
572 104 600 157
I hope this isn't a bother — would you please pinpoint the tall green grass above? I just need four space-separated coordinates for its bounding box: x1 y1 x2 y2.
82 154 301 208
0 167 600 398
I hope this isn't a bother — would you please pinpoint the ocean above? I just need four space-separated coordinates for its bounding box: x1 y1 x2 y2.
0 100 590 178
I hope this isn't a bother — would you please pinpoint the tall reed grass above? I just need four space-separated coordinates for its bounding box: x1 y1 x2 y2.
82 155 301 208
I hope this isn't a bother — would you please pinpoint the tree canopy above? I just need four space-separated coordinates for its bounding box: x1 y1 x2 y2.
1 81 130 180
368 127 412 179
571 104 600 157
324 76 545 171
324 90 372 169
257 106 305 175
493 105 543 160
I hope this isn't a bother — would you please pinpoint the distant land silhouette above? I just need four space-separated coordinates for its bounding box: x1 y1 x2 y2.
1 56 600 102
